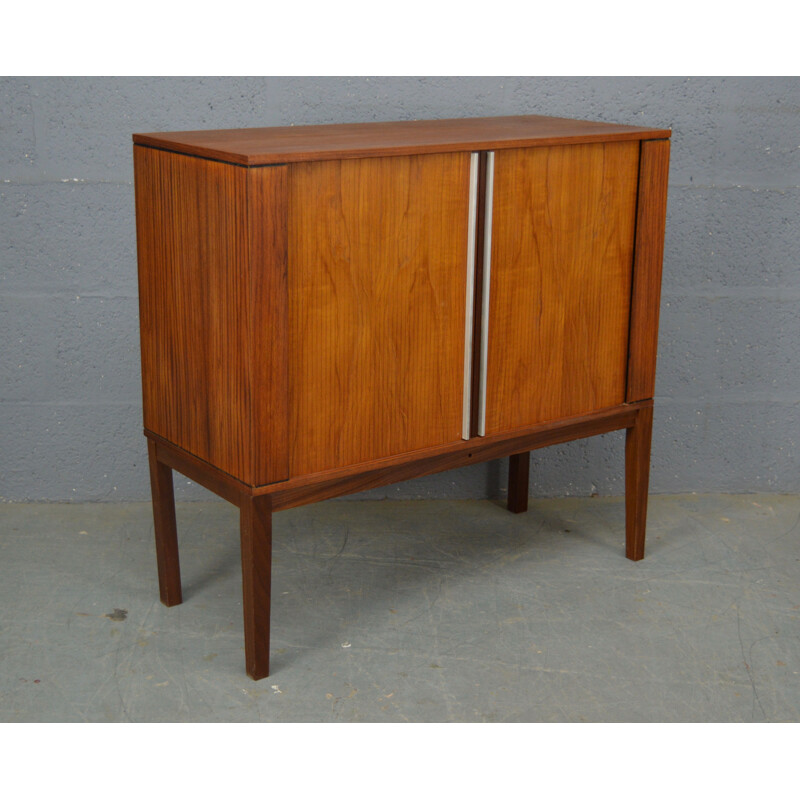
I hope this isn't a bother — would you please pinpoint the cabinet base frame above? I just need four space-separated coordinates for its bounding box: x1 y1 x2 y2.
145 399 654 680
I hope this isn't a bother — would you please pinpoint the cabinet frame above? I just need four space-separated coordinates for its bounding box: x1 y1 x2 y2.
133 115 671 680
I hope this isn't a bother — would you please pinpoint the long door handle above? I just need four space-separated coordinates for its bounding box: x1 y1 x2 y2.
462 152 480 440
477 151 495 437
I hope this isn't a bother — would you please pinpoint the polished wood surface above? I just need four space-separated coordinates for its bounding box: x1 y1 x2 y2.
135 114 671 680
133 114 671 166
135 146 255 483
268 403 644 512
148 430 249 507
147 401 646 505
135 147 290 486
145 399 651 675
145 403 647 512
240 494 273 680
147 439 182 606
247 165 290 485
507 452 531 514
484 141 640 435
287 153 471 475
627 139 671 402
625 404 654 561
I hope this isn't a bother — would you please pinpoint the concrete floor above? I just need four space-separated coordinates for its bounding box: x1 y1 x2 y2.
1 493 799 722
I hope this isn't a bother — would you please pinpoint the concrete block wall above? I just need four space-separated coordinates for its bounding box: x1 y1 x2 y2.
1 76 798 501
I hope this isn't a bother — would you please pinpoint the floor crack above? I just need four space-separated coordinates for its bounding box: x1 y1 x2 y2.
736 605 766 720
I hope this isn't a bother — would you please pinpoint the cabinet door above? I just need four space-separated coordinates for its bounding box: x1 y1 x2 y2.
483 141 640 435
288 153 472 476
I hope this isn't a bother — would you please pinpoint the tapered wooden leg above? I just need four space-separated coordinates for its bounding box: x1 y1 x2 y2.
508 451 531 514
240 493 273 680
147 439 182 606
625 405 654 561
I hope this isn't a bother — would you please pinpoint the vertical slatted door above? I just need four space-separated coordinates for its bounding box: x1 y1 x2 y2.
134 146 255 482
482 141 641 436
288 153 474 476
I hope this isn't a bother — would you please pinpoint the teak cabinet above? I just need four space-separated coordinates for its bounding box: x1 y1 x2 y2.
133 115 671 680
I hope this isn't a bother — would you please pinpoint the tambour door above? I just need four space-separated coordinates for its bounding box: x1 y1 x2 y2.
287 153 473 476
482 141 641 435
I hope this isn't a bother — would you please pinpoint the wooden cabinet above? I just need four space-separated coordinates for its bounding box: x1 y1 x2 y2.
133 115 671 679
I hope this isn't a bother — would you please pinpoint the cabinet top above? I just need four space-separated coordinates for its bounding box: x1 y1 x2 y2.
132 114 671 166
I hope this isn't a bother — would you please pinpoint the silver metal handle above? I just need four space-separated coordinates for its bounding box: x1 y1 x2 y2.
477 151 495 437
462 152 480 440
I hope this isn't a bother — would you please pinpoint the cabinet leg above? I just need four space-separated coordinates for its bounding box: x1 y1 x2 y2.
625 405 654 561
240 494 273 680
147 439 182 606
508 451 531 514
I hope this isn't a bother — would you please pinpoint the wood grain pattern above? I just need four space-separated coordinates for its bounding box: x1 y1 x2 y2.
146 430 249 507
147 403 647 512
484 141 640 435
134 114 672 680
269 403 644 512
627 139 671 402
135 148 290 486
625 404 654 561
248 165 290 485
133 115 670 166
135 145 254 482
288 153 472 476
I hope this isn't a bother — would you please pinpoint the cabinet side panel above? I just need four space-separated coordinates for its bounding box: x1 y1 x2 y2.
485 142 640 435
134 145 253 482
248 165 290 485
288 153 471 476
627 139 671 402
